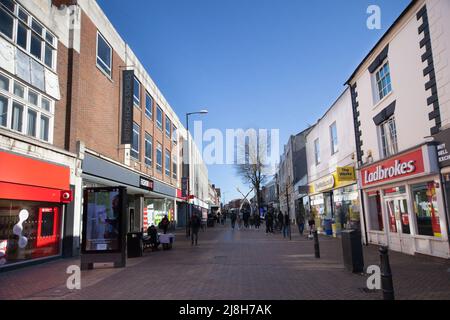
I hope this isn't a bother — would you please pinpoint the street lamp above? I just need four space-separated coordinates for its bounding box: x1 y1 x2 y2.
185 110 208 237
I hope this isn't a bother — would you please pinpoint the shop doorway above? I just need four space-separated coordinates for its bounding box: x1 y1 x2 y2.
384 192 413 254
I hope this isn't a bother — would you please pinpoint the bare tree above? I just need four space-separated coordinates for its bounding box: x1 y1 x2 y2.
235 129 273 215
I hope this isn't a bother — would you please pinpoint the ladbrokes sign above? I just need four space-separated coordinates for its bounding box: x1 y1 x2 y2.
361 148 425 187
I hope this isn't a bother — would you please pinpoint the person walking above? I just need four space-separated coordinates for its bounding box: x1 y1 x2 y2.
283 213 290 238
254 213 260 229
308 215 316 239
159 215 170 234
296 211 305 236
277 211 284 232
230 210 237 230
266 207 274 234
190 212 201 246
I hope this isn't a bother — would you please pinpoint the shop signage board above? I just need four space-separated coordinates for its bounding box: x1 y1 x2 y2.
337 166 356 182
361 148 425 187
434 128 450 168
121 70 134 144
139 176 154 191
313 175 335 193
81 186 127 270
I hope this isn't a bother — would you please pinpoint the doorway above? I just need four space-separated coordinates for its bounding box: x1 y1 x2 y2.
384 193 413 254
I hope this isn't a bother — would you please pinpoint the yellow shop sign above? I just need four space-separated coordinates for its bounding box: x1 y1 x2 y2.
337 166 356 182
312 175 335 193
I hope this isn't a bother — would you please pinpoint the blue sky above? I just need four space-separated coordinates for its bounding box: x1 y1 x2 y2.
97 0 411 202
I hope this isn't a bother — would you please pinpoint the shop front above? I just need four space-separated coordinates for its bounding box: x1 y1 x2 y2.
0 150 74 268
308 166 360 237
360 144 449 258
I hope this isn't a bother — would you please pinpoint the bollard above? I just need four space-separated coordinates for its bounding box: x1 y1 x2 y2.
313 230 320 259
379 246 395 300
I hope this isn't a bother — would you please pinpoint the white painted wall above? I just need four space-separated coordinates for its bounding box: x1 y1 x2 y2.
306 88 356 183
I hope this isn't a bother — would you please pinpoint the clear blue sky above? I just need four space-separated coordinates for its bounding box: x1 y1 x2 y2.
97 0 411 202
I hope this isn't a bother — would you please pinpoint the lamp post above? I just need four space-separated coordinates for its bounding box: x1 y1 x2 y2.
185 110 208 237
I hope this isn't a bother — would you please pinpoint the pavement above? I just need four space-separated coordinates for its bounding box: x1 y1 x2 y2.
0 222 449 300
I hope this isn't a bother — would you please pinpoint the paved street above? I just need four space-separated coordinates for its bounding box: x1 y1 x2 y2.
0 223 449 300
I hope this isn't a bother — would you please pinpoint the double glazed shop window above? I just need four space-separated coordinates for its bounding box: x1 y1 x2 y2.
0 0 57 69
0 73 53 143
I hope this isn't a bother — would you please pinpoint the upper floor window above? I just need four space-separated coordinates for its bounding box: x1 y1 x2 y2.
0 1 57 70
0 72 54 143
165 149 171 177
314 138 320 165
96 32 112 77
156 105 163 130
379 116 398 158
131 122 140 160
145 92 152 119
165 117 171 138
145 132 152 167
172 152 178 179
375 61 392 101
172 125 177 144
133 77 140 107
330 122 338 155
156 143 162 173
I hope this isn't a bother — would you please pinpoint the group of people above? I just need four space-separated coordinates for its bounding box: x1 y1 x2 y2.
228 209 261 230
145 215 171 251
264 207 290 238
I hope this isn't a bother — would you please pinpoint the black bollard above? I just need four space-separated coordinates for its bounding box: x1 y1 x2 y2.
379 246 395 300
313 230 320 258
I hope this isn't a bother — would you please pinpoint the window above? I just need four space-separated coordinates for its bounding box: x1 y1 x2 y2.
165 117 171 138
156 105 163 130
379 116 398 158
40 115 49 141
96 32 112 77
156 143 162 173
145 92 152 119
0 73 9 91
30 32 41 60
145 132 152 166
131 122 140 160
16 21 28 50
0 73 54 142
172 153 177 179
375 62 392 101
314 138 320 165
133 77 140 106
412 182 441 237
172 125 177 144
165 149 171 177
12 102 23 132
0 95 7 127
14 82 24 98
330 122 338 155
0 6 14 39
0 0 15 12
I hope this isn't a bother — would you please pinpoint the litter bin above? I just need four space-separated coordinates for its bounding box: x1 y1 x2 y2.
127 232 143 258
341 229 364 273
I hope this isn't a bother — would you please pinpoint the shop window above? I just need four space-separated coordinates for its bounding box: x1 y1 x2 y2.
333 185 360 233
145 92 153 119
96 31 112 77
131 122 140 160
412 182 441 237
0 200 61 267
367 191 383 231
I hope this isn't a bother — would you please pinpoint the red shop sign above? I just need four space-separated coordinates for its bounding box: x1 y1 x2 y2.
361 148 425 187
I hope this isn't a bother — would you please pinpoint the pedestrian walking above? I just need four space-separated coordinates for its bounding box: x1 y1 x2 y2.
230 210 237 230
266 207 274 234
283 213 290 238
255 213 261 229
159 215 170 234
190 212 201 246
308 215 316 239
277 211 284 232
296 211 305 236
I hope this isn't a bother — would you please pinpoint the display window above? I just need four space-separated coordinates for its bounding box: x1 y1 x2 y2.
412 182 441 238
367 191 383 231
143 198 174 231
332 185 360 233
0 199 61 266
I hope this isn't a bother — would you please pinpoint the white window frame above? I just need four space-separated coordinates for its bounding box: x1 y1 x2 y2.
165 116 171 138
0 1 57 71
156 143 163 173
145 92 153 119
314 138 320 165
0 72 54 143
165 149 171 177
378 116 398 159
144 132 152 167
374 61 392 102
131 122 140 160
172 125 177 144
133 77 140 107
96 31 112 78
172 152 177 179
156 105 163 130
330 122 338 155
